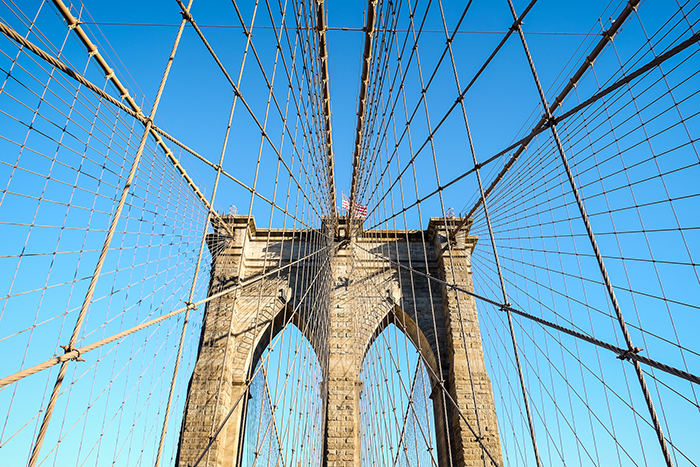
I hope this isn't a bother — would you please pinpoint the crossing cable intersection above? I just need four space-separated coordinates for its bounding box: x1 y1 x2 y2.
353 242 700 387
366 24 700 231
1 0 699 465
0 242 335 390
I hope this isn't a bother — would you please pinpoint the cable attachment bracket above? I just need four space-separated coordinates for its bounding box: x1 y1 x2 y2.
185 301 197 311
180 10 194 23
60 345 85 362
539 113 557 129
617 347 643 361
509 18 524 32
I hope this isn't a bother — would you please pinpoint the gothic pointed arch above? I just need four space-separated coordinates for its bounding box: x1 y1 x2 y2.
359 302 441 386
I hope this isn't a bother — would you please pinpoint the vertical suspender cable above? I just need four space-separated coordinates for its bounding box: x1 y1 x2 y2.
463 0 642 224
28 1 195 465
348 0 377 231
316 0 337 221
149 3 203 465
503 0 675 465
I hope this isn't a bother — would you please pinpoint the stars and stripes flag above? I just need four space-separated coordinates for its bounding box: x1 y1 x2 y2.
341 191 367 219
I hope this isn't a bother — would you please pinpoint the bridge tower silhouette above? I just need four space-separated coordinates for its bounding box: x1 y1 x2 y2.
0 1 699 467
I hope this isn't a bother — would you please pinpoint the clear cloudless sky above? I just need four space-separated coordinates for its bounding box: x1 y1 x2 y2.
58 0 663 227
1 0 697 466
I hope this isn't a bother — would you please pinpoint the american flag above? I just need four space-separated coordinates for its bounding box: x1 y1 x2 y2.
341 191 367 219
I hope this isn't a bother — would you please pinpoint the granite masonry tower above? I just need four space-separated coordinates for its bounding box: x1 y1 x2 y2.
177 215 502 467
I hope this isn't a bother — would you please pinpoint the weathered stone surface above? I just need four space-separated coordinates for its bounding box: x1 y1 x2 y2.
177 216 502 467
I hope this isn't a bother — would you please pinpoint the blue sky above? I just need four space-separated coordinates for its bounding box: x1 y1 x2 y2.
41 0 643 225
1 0 699 466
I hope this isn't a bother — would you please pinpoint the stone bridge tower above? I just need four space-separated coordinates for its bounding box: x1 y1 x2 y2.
176 216 502 467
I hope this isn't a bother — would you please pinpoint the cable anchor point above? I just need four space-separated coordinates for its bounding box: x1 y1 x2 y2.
60 345 85 362
544 115 558 127
617 346 643 361
180 10 194 23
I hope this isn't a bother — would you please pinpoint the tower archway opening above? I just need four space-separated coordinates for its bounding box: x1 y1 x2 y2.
241 323 324 467
360 323 440 466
